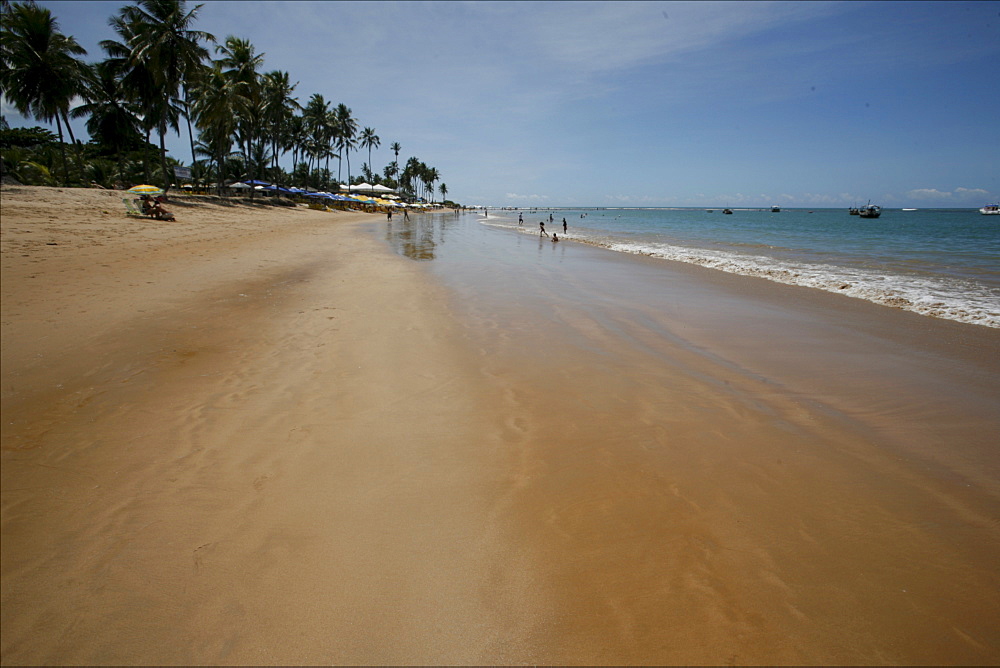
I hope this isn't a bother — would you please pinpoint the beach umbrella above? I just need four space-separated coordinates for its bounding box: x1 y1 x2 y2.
128 184 164 195
229 182 251 190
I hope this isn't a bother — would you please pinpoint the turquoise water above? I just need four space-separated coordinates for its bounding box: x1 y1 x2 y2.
481 207 1000 328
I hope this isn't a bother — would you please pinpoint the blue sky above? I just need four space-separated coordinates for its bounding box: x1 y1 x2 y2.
4 0 998 207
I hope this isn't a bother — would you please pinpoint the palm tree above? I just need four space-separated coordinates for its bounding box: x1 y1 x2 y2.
302 93 330 185
285 113 306 172
359 126 379 182
324 107 339 182
425 166 439 203
439 182 448 203
110 0 214 190
402 156 420 197
101 15 155 183
215 36 263 186
191 61 249 195
72 59 143 185
0 2 90 184
390 141 401 189
260 70 299 185
334 103 357 184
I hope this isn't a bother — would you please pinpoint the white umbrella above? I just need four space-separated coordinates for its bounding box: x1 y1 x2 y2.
229 182 251 190
350 183 375 192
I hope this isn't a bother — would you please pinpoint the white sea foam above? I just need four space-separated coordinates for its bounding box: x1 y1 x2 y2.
481 217 1000 328
604 239 1000 328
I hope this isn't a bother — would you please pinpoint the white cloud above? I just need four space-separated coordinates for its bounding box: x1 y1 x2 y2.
954 187 990 200
797 193 845 204
907 187 991 202
907 188 952 200
504 192 549 201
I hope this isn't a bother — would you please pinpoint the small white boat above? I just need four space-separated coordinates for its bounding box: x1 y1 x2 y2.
770 205 780 212
902 208 917 211
980 203 1000 215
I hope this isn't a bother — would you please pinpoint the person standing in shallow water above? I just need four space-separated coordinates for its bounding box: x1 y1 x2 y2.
563 217 567 233
518 212 523 225
539 221 548 237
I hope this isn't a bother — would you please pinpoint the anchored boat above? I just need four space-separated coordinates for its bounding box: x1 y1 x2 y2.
858 202 881 218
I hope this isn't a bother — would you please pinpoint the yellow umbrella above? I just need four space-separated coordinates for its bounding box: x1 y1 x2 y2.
127 184 164 195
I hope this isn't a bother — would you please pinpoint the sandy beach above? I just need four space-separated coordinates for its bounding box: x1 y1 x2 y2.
2 186 999 665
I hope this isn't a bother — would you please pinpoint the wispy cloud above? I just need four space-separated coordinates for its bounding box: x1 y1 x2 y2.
907 187 991 201
505 192 549 201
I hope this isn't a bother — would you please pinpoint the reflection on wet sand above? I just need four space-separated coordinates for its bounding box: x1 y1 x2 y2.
386 213 458 261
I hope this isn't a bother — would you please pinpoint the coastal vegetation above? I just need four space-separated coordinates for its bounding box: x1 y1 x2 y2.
0 0 447 201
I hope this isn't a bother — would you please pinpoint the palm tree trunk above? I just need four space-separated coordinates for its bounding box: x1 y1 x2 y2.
143 127 152 184
184 90 197 165
158 121 170 193
61 110 78 145
216 148 224 197
116 151 125 188
54 114 70 186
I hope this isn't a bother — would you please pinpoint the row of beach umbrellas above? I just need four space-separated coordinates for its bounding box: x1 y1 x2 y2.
129 181 431 208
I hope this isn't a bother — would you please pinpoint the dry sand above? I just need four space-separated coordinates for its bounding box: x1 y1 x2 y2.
2 186 999 665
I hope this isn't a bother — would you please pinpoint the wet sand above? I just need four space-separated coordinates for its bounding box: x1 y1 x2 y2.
3 188 999 665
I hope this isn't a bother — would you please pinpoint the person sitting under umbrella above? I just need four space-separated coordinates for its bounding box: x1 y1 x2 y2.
140 194 174 220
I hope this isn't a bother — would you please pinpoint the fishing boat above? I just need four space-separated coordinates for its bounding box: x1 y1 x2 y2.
771 205 780 212
849 206 860 215
858 202 881 218
980 203 1000 215
723 208 733 215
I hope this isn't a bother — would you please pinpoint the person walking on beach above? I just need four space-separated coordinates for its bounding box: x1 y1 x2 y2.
387 209 392 221
539 221 548 237
519 212 523 225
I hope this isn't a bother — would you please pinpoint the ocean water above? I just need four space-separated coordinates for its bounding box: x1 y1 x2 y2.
480 207 1000 328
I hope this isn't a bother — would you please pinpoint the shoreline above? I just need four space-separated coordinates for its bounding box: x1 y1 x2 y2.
3 187 999 664
480 209 1000 329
